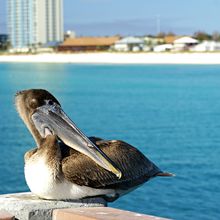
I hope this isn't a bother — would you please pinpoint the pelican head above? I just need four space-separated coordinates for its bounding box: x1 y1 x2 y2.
15 89 122 178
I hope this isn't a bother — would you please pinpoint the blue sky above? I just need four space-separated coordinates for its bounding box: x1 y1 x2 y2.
1 0 220 36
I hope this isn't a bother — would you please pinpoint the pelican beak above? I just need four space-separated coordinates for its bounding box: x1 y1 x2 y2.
32 102 122 179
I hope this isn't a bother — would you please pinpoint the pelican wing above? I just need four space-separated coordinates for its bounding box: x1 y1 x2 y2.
61 138 162 189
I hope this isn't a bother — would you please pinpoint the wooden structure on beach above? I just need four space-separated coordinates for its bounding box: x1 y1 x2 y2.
58 36 120 52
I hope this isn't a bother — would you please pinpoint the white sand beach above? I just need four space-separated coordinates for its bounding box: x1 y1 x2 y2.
1 52 220 64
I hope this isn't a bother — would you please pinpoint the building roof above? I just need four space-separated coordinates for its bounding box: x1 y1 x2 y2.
115 37 144 44
174 36 198 44
60 36 120 47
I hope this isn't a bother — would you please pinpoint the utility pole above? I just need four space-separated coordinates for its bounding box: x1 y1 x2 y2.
156 14 161 35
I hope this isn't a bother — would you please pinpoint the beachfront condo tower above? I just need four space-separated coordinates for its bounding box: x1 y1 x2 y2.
7 0 64 49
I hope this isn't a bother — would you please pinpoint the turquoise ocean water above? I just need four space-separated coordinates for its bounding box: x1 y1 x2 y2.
0 63 220 219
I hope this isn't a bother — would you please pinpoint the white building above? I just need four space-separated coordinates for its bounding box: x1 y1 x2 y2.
8 0 63 49
113 37 144 52
173 36 198 51
191 41 220 52
65 30 76 39
153 44 173 52
144 36 164 46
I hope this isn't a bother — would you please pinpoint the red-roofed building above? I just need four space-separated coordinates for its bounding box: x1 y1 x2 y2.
58 36 120 52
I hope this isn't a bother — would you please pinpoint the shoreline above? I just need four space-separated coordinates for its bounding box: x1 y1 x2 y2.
1 52 220 64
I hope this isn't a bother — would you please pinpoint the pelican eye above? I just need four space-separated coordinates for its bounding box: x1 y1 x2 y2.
30 98 38 109
48 100 53 105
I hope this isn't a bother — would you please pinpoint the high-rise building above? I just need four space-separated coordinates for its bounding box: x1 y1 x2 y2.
8 0 63 49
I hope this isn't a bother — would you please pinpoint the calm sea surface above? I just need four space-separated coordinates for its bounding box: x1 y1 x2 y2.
0 63 220 219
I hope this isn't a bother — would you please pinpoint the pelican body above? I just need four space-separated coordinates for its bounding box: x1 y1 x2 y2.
15 89 172 201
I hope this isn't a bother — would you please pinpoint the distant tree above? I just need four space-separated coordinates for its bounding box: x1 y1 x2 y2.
38 42 43 47
194 31 212 41
212 32 220 42
0 40 11 51
157 32 166 38
146 34 154 38
6 41 11 50
167 32 175 36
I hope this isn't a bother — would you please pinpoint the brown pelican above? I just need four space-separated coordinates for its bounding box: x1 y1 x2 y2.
15 89 172 201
